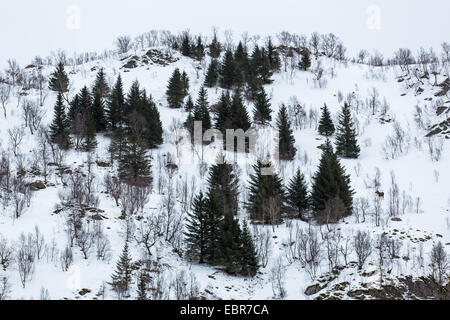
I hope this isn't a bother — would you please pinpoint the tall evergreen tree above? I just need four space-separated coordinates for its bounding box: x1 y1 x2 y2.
136 270 149 300
219 49 236 89
207 155 239 217
191 86 212 134
181 33 191 56
285 168 309 220
299 51 312 71
109 241 133 298
208 32 222 58
239 222 259 277
204 59 219 88
166 68 186 109
82 114 98 151
185 192 209 263
335 103 360 159
218 213 243 274
276 104 297 160
140 93 163 148
234 42 249 85
318 104 335 137
48 62 69 93
204 190 224 265
108 75 126 129
49 91 71 149
230 90 251 132
118 133 152 186
253 87 272 125
310 140 354 219
193 36 205 61
92 67 110 98
185 95 194 113
246 160 285 224
92 90 107 132
214 92 233 134
266 38 281 72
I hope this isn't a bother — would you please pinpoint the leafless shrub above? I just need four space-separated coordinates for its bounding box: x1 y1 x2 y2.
297 226 321 279
0 276 11 300
8 126 25 157
429 241 449 285
16 233 36 288
354 230 372 270
270 256 287 299
116 35 132 54
0 235 13 271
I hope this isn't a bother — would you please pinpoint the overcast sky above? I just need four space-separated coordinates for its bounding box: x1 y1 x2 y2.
1 0 449 67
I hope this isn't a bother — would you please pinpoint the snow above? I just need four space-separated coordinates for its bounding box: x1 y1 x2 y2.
0 38 449 300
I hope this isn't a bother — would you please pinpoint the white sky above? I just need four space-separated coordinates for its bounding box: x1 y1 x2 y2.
1 0 449 67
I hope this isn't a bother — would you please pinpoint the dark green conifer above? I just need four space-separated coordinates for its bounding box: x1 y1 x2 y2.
276 104 297 160
318 104 335 136
335 103 360 159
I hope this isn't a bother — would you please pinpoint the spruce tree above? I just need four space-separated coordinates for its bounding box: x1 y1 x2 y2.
92 90 107 132
185 95 194 113
48 62 69 93
207 155 239 217
193 36 205 61
335 103 360 159
136 270 148 300
82 114 98 151
214 91 233 134
219 49 236 89
204 189 224 265
230 90 251 132
191 86 212 134
109 241 133 298
299 51 312 71
109 126 127 160
166 68 185 109
253 87 272 125
204 59 219 88
49 92 71 149
266 38 281 72
92 67 110 98
246 160 285 224
218 213 242 274
125 80 142 117
310 140 354 219
181 33 191 56
286 168 309 220
108 75 126 129
208 32 222 58
276 104 297 160
239 222 259 277
141 93 163 148
118 133 152 186
185 192 209 263
234 42 249 85
318 104 335 136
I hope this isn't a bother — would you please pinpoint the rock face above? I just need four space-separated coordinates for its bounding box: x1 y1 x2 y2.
121 49 179 69
426 117 450 138
305 284 323 296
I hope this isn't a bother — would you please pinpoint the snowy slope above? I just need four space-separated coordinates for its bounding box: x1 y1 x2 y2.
0 42 449 300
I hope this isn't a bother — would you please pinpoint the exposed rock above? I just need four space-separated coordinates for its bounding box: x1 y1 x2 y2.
305 283 323 296
28 180 46 191
79 288 91 296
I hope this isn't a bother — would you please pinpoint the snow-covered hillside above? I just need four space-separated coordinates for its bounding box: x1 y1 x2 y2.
0 36 449 300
